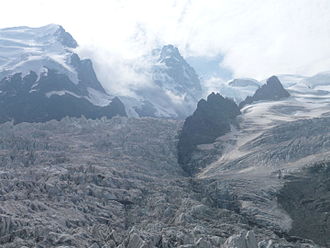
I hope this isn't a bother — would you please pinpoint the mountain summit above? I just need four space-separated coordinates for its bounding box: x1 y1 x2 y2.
154 44 202 100
178 92 241 174
120 44 203 119
239 75 290 108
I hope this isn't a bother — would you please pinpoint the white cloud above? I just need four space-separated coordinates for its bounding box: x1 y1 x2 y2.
1 0 330 86
77 45 155 97
202 77 226 97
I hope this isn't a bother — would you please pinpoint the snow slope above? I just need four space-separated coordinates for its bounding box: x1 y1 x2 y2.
201 80 330 176
0 24 78 84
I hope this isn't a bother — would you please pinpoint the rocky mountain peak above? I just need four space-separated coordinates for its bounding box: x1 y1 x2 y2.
159 44 182 62
260 75 288 94
153 44 202 102
239 75 290 108
205 92 241 118
178 92 241 174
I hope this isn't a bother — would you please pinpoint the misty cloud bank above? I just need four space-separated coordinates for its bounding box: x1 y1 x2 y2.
77 46 155 98
78 0 330 99
2 0 330 96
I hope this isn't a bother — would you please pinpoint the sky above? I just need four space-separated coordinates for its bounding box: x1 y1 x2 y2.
1 0 330 87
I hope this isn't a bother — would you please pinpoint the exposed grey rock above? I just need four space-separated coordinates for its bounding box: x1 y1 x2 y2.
239 76 290 108
178 92 240 174
0 69 127 124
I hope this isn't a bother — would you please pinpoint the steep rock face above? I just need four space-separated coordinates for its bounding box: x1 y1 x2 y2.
0 71 126 124
69 53 106 94
239 76 290 108
0 24 126 123
178 92 241 174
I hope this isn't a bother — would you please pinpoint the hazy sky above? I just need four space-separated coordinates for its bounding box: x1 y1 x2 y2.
1 0 330 82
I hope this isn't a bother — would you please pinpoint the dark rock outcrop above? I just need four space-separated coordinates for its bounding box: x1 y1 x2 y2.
70 53 106 94
0 71 126 124
178 92 241 174
239 76 290 108
133 100 157 117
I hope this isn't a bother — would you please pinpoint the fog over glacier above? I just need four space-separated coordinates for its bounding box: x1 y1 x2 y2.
1 0 330 95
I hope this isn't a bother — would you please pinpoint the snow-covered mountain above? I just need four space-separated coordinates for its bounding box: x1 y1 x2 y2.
262 72 330 93
119 45 203 119
204 71 330 106
0 24 126 123
301 71 330 91
153 45 202 102
0 25 203 121
0 24 78 84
